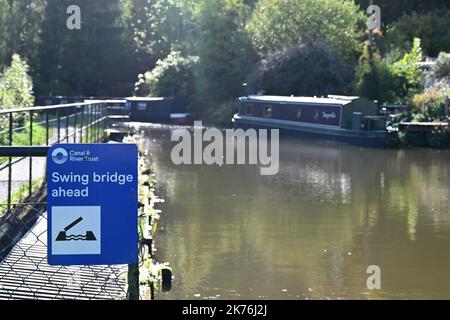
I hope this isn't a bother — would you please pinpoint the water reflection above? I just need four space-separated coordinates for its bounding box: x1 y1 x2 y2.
144 127 450 299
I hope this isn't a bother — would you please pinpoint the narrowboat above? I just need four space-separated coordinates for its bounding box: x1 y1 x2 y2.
232 95 389 148
126 97 194 124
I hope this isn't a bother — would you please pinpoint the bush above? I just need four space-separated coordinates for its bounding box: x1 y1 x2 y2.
411 80 450 121
135 51 199 100
202 100 238 126
353 46 400 104
0 54 34 143
246 41 353 96
435 52 450 80
353 38 423 104
0 54 34 111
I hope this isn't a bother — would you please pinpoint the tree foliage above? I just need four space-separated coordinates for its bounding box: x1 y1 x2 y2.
434 52 450 80
355 0 450 26
192 0 257 102
246 0 365 59
390 38 423 97
354 38 423 104
36 0 137 96
0 0 46 68
127 0 189 62
0 54 34 138
385 9 450 57
0 54 34 110
411 80 450 122
137 51 198 99
246 41 352 97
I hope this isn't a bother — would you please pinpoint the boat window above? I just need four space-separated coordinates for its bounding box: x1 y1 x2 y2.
296 109 302 119
263 106 272 118
245 104 253 115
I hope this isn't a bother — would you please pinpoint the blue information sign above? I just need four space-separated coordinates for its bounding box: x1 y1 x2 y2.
47 144 138 265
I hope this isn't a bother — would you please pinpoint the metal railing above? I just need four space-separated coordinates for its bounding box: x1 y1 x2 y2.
0 101 110 210
0 100 141 300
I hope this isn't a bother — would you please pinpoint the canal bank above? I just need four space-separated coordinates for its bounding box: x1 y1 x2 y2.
123 133 172 299
142 125 450 300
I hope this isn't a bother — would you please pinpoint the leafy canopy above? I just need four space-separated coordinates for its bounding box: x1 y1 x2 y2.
141 51 199 99
246 0 365 59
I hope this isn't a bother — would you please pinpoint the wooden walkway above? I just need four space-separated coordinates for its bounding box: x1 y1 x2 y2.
0 213 128 300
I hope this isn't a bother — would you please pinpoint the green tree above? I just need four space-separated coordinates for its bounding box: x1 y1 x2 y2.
246 0 365 59
0 0 46 67
353 47 399 104
355 0 450 26
130 0 181 59
36 0 136 96
0 54 34 141
0 54 34 110
138 51 199 100
246 41 353 96
384 9 450 57
193 0 257 103
354 38 423 104
390 38 423 98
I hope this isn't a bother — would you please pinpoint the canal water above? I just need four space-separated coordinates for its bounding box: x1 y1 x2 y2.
143 126 450 300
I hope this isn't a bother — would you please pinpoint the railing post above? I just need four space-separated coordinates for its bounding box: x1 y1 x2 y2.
103 104 105 134
96 104 99 141
74 110 77 143
80 106 84 143
89 104 92 142
127 263 140 300
29 110 33 197
45 111 49 146
57 111 61 143
65 112 69 143
7 113 13 212
97 104 100 141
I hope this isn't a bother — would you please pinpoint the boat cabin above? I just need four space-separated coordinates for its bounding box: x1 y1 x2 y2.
238 95 385 131
126 97 194 124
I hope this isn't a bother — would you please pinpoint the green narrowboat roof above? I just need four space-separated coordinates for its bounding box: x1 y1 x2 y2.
241 95 364 106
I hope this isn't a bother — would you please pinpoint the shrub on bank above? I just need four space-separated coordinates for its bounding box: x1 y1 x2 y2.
411 81 450 121
0 54 35 133
201 100 237 126
435 52 450 80
354 38 423 105
135 51 199 102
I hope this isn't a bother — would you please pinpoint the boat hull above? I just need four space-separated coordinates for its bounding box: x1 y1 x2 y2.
233 114 389 148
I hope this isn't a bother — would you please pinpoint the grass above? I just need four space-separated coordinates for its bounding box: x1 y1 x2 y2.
0 177 45 218
0 120 52 166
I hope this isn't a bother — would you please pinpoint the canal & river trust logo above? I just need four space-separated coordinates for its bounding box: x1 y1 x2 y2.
51 148 69 165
